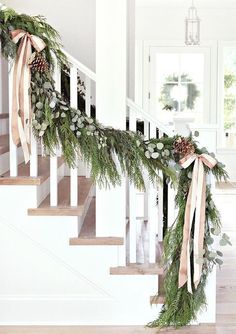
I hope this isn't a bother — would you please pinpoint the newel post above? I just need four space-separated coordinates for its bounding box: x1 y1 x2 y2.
95 0 127 241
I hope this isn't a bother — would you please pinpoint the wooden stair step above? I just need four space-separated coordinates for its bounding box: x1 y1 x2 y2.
110 264 163 275
0 134 9 155
69 198 123 245
70 237 124 246
150 294 165 304
0 113 9 119
28 176 93 216
0 156 64 185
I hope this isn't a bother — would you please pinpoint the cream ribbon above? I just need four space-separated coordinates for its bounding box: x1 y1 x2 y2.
178 153 217 294
11 29 46 163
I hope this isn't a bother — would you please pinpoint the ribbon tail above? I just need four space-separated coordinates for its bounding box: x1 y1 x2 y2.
178 158 199 294
194 164 206 289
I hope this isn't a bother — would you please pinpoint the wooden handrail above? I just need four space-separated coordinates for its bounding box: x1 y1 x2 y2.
63 50 96 81
126 98 175 137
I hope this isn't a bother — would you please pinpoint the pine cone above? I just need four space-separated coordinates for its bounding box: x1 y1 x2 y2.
174 137 195 157
29 52 49 73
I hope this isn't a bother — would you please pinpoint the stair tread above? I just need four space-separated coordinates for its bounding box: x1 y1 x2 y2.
0 113 9 119
0 156 64 185
28 176 93 216
0 134 9 155
70 237 124 245
150 294 165 304
69 199 124 245
110 263 163 275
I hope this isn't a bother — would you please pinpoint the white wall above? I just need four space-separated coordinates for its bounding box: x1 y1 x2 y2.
135 0 236 181
4 0 96 71
136 0 236 41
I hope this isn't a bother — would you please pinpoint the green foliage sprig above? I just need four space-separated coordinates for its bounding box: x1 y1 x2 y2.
0 4 231 329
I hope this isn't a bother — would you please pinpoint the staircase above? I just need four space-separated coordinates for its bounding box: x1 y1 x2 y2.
0 49 178 325
0 43 218 324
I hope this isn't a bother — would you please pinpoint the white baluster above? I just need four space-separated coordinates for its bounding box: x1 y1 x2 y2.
129 108 137 263
30 129 38 177
49 56 61 206
148 123 157 263
143 120 149 222
70 65 78 206
158 130 164 241
85 76 91 117
50 156 58 206
168 183 176 228
8 62 18 176
84 75 91 178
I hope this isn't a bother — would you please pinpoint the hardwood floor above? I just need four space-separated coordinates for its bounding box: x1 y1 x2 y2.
0 185 235 333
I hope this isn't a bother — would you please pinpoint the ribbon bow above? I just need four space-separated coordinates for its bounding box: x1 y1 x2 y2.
11 29 46 163
178 153 217 294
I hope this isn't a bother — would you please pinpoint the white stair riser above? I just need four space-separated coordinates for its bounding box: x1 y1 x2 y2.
0 118 9 136
0 146 24 175
36 163 65 207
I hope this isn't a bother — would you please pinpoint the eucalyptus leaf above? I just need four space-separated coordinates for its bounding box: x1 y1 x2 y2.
206 237 214 245
36 102 43 109
49 101 56 109
156 142 164 150
145 151 151 159
208 251 217 259
216 250 223 257
151 152 159 159
215 258 223 265
219 239 227 246
43 82 52 89
60 106 69 111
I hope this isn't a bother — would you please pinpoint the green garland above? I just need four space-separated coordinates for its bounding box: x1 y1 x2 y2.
0 5 231 329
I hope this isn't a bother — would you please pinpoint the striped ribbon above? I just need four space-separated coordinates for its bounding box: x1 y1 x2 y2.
178 153 217 293
11 29 46 163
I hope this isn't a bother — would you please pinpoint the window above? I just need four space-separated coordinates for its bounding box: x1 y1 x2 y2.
221 47 236 148
148 47 210 124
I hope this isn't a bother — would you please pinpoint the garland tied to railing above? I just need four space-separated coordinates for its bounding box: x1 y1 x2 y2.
0 4 231 329
11 29 46 162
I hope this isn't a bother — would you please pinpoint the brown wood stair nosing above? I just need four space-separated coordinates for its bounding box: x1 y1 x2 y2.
28 205 85 216
0 113 9 119
69 237 124 246
0 134 9 156
110 264 164 275
0 157 64 185
150 295 165 304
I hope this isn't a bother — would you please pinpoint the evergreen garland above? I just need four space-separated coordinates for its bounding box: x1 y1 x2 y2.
0 5 231 329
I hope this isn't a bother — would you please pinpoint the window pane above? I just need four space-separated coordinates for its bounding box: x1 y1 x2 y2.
155 54 179 83
180 54 204 83
180 83 203 112
223 47 236 148
158 83 179 112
